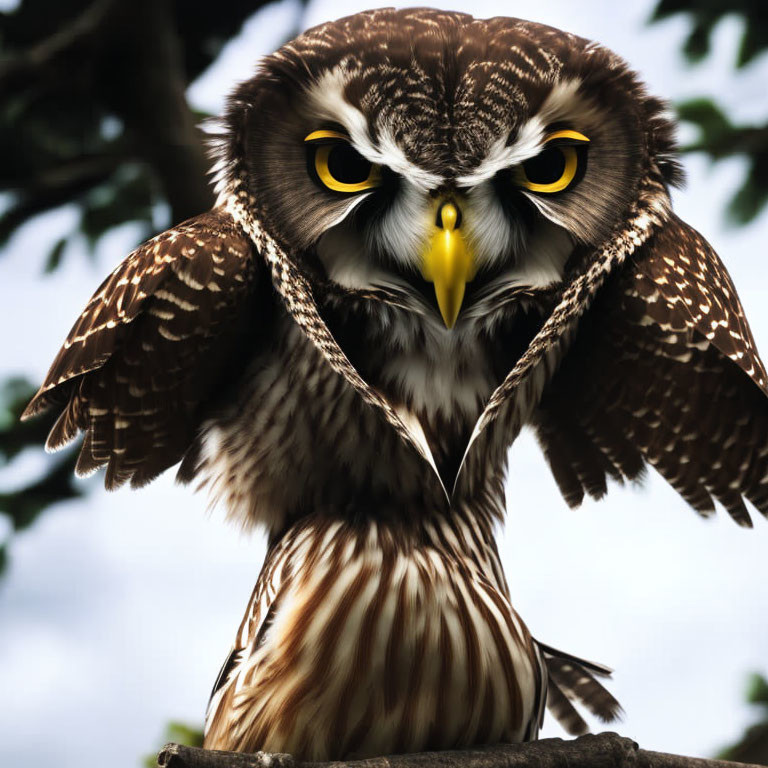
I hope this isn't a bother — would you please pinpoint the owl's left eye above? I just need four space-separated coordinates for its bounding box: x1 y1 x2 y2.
516 129 590 194
304 130 382 194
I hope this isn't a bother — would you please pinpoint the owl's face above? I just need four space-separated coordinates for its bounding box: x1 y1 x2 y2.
225 10 678 330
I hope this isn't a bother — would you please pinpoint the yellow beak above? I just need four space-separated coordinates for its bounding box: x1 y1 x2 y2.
421 201 476 329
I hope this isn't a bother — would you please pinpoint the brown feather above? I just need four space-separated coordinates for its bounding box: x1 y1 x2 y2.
536 216 768 525
23 209 266 489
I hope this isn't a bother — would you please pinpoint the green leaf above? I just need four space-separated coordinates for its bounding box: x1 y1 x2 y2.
43 236 68 273
649 0 690 23
143 721 204 767
683 21 714 63
650 2 768 67
727 158 768 225
746 674 768 707
736 10 768 67
677 98 734 151
0 451 82 532
165 722 204 748
0 377 51 464
79 165 155 252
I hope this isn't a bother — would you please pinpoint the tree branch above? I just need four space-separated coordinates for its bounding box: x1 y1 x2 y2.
0 0 116 95
108 0 214 220
2 0 215 223
156 733 767 768
0 156 122 245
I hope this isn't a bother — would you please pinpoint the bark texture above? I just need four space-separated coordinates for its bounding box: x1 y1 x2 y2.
157 733 766 768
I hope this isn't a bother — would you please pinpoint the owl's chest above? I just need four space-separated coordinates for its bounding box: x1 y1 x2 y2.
201 314 465 530
371 324 498 481
319 302 500 483
374 329 496 423
204 519 543 758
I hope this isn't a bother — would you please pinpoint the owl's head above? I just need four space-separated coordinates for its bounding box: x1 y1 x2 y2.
217 8 682 329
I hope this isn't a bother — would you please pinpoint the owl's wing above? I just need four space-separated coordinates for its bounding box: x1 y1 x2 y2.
533 215 768 526
22 209 265 489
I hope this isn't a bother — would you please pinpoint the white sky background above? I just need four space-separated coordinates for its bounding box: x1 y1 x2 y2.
1 1 767 766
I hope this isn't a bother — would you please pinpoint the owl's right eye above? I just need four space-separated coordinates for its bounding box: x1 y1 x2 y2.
304 130 382 194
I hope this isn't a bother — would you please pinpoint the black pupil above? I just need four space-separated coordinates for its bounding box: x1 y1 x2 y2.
522 145 566 184
327 143 372 184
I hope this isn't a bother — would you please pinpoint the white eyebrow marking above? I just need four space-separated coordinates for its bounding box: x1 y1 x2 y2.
456 121 544 187
456 79 588 188
305 67 443 191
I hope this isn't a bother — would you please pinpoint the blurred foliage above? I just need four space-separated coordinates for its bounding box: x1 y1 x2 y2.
676 99 768 223
717 674 768 765
143 721 204 767
0 377 83 564
651 0 768 66
0 0 306 575
0 0 284 254
651 0 768 224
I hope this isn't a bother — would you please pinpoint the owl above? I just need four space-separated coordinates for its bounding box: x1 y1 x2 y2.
23 8 768 761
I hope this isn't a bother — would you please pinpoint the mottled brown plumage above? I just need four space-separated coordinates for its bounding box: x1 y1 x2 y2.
25 212 265 489
534 216 768 526
23 7 766 761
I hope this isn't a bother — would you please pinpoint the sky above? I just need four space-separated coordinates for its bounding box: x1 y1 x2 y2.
1 1 768 767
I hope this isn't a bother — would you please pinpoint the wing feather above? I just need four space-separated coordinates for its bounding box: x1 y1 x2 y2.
534 215 768 526
23 209 265 489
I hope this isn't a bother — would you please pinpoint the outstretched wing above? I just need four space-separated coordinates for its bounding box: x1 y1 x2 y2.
23 209 266 489
533 215 768 526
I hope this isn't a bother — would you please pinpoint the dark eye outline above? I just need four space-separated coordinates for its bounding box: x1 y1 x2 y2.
304 130 382 194
515 129 590 194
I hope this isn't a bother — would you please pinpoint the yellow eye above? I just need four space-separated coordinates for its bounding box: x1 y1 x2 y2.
516 129 589 194
304 130 381 193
